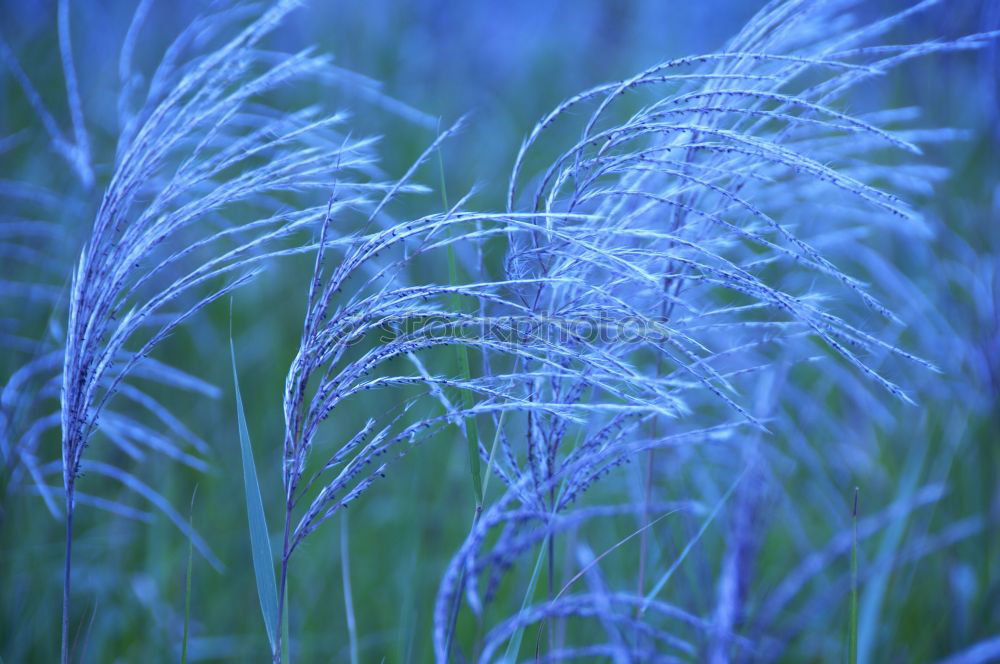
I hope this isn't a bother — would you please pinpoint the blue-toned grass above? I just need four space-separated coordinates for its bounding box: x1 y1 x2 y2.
0 1 997 662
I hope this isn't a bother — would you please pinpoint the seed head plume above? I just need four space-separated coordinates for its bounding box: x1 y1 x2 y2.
22 2 381 661
433 1 998 660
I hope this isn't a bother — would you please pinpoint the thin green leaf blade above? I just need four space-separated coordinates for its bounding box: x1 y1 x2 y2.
502 537 547 663
642 467 746 612
449 279 483 509
230 334 279 653
181 489 196 664
480 410 507 501
857 436 927 664
439 136 483 510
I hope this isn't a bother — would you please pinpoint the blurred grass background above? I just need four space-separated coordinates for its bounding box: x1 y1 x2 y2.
1 1 997 661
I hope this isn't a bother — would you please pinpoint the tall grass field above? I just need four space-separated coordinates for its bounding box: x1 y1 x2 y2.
1 0 998 661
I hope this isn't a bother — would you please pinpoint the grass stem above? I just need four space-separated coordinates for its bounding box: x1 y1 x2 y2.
341 513 359 664
61 490 74 664
850 487 859 664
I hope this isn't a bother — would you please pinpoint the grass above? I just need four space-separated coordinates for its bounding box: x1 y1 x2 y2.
850 487 859 664
440 130 484 513
230 321 280 659
0 1 997 662
180 487 196 664
341 512 359 664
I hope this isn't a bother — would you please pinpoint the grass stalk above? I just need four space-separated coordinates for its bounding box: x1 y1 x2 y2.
275 509 292 664
341 512 359 664
61 489 74 664
181 489 197 664
850 487 859 664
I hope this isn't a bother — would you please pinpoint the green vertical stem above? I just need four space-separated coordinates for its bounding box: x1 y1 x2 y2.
341 513 359 664
61 490 74 664
850 487 859 664
181 489 196 664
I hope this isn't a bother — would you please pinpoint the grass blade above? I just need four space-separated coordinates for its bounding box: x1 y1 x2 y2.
438 133 483 510
230 323 280 654
450 272 483 510
181 488 197 664
480 410 507 501
641 467 746 613
857 435 927 663
502 536 548 664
